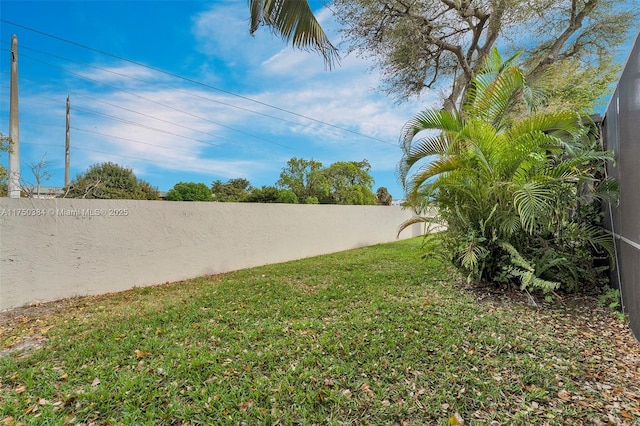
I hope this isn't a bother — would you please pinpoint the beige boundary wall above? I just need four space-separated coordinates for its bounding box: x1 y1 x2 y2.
0 198 424 310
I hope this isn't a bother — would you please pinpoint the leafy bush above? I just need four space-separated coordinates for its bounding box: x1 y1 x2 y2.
64 162 159 200
211 178 251 202
166 182 213 201
399 49 617 294
376 187 393 205
245 186 299 203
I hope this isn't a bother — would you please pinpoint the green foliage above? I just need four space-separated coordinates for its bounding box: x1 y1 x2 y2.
64 162 159 200
165 182 213 202
211 159 377 205
320 160 376 205
245 185 279 203
0 133 10 197
399 49 617 294
598 288 626 321
245 185 299 203
532 57 623 114
276 188 298 204
376 187 392 205
277 157 377 205
598 288 621 311
334 0 636 111
211 178 251 202
248 0 339 69
277 157 329 204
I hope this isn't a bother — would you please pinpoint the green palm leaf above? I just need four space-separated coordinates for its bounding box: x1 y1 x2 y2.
496 210 522 237
398 135 450 183
249 0 339 69
403 156 462 198
396 214 442 238
458 241 488 271
399 48 617 293
403 134 450 158
513 182 555 233
400 109 462 150
465 66 527 127
510 111 584 142
592 176 619 205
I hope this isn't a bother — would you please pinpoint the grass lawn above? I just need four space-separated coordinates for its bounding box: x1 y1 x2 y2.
1 237 639 425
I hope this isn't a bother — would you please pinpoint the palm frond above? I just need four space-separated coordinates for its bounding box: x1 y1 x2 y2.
398 135 451 184
570 222 616 259
497 131 560 179
464 66 527 127
249 0 339 69
400 109 461 150
513 181 554 233
496 210 521 237
402 156 462 198
592 176 619 205
396 214 444 238
403 134 450 158
458 241 488 272
509 111 584 141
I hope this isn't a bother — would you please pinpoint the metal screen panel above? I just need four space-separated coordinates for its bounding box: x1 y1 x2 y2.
603 32 640 341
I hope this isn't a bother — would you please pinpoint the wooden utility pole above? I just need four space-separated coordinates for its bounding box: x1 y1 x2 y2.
8 34 20 198
65 96 70 187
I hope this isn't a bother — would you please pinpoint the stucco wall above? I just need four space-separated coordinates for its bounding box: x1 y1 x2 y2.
0 198 424 310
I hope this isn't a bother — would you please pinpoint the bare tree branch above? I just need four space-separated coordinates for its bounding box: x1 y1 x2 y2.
333 0 636 110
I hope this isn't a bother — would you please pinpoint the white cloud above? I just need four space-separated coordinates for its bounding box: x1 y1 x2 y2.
10 1 440 197
70 64 164 86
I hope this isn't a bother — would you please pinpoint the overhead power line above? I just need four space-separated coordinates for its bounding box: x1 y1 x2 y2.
5 50 298 151
70 104 222 148
19 120 214 155
0 20 396 146
3 42 351 141
22 142 229 174
1 70 269 149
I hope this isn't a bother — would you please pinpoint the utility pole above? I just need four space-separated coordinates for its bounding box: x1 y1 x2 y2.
65 96 70 187
8 34 20 198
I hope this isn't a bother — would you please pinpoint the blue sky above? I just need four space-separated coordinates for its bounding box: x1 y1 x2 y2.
0 1 637 199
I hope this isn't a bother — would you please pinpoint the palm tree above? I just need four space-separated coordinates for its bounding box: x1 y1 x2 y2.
248 0 339 69
398 49 616 293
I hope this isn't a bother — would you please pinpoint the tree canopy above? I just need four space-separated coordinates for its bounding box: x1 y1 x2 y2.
321 160 377 205
245 185 299 203
64 162 159 200
276 158 329 204
276 157 378 205
211 178 252 202
376 187 393 205
333 0 636 111
166 182 213 202
244 0 634 112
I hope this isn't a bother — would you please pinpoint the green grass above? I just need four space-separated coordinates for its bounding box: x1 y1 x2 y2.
1 237 638 425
